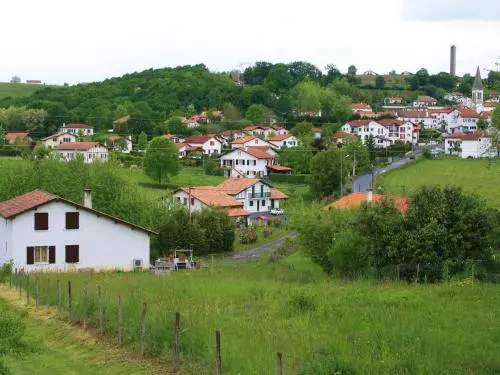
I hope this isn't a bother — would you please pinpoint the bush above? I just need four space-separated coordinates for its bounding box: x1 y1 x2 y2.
203 158 223 176
262 226 273 238
422 148 432 159
239 226 258 244
0 263 12 283
268 237 296 262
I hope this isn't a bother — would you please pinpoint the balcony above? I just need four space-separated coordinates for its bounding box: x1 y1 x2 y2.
250 192 271 199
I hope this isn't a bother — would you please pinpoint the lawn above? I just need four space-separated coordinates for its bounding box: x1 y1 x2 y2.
15 255 500 375
378 158 500 208
0 82 50 100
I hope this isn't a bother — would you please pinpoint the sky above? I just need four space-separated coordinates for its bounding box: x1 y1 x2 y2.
1 0 499 84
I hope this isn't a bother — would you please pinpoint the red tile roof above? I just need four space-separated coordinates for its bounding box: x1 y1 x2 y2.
217 178 262 195
270 188 289 199
267 165 293 172
244 147 275 159
231 136 256 144
55 142 103 151
269 134 293 141
227 208 250 217
416 96 437 103
5 132 29 142
40 132 72 141
444 132 488 141
62 123 93 129
184 135 218 144
324 192 409 213
352 103 372 110
334 131 357 139
347 120 371 128
177 187 243 208
376 119 405 126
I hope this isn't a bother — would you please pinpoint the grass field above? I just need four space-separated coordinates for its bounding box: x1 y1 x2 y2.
378 158 500 208
0 82 47 100
15 254 500 375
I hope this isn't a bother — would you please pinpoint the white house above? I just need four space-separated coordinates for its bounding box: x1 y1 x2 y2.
230 136 276 150
412 96 437 108
272 125 289 136
161 134 183 144
183 135 222 155
269 134 298 149
444 132 495 158
54 142 108 163
0 190 154 273
220 147 276 178
107 136 133 153
173 178 288 218
342 120 390 148
377 119 418 144
40 132 76 149
312 127 322 140
352 103 373 114
397 109 434 129
59 123 94 136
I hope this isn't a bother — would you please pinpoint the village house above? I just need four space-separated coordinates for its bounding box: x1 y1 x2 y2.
0 190 154 272
220 147 278 178
40 132 76 149
161 134 183 144
341 120 391 148
5 132 31 144
385 96 403 105
230 136 276 150
183 135 222 155
271 125 289 136
351 103 373 114
324 190 409 213
312 127 322 139
173 178 288 220
412 96 437 108
334 131 357 145
397 109 434 129
107 135 133 153
54 142 108 163
269 134 299 149
59 123 94 136
444 132 495 158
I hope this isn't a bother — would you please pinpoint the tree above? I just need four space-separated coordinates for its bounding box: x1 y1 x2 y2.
477 118 489 131
492 105 500 130
242 62 274 85
245 104 274 124
324 64 342 85
320 89 352 122
347 65 357 76
309 149 348 198
288 61 323 84
265 64 293 93
137 131 148 150
157 208 206 255
278 146 314 174
365 135 376 161
10 76 21 83
291 81 322 112
291 122 313 137
144 137 180 184
33 142 50 159
341 139 370 174
222 103 241 121
375 75 386 89
196 208 235 254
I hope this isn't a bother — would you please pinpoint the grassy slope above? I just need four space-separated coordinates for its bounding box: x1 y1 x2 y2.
26 256 500 375
0 83 45 100
378 158 500 208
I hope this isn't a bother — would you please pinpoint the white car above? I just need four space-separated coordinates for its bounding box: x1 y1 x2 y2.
270 208 285 216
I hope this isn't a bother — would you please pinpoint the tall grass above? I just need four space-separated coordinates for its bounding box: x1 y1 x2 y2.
14 255 500 375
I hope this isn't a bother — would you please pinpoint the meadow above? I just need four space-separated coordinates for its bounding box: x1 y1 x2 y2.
13 253 500 375
378 158 500 208
0 82 47 100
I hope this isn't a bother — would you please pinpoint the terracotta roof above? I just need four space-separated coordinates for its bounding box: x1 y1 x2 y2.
62 123 93 129
324 192 409 213
244 147 275 159
398 110 430 119
243 126 258 131
347 120 372 128
227 208 251 217
376 119 405 126
40 132 72 141
444 132 488 141
352 103 372 110
55 142 103 151
483 101 497 108
415 96 437 103
457 106 480 118
231 136 256 144
334 131 357 139
270 188 289 199
269 134 293 141
0 190 157 234
428 108 453 114
161 134 179 140
183 135 218 144
216 178 262 195
267 165 293 172
5 132 29 141
177 187 243 208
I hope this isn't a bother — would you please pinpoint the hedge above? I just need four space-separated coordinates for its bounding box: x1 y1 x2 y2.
266 173 309 184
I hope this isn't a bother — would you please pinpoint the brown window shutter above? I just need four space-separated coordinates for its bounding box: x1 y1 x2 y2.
49 246 56 264
65 245 79 263
27 247 34 265
65 212 80 230
34 213 49 230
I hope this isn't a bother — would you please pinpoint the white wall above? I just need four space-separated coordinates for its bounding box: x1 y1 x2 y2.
0 218 13 267
54 146 108 163
445 138 494 158
7 201 150 272
43 134 76 149
221 151 270 178
173 191 207 212
59 127 94 136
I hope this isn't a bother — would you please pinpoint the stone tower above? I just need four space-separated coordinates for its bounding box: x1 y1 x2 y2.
472 66 484 113
450 45 456 76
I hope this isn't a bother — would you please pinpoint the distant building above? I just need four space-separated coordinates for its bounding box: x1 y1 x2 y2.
472 66 484 113
5 132 31 144
54 142 108 163
40 132 76 149
59 123 94 136
26 80 42 84
412 96 437 108
444 132 495 158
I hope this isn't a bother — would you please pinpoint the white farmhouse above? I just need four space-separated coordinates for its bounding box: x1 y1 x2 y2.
183 135 222 155
231 136 276 150
397 109 434 129
342 120 390 148
40 132 76 149
444 132 495 158
220 147 276 178
269 134 298 149
412 96 437 108
54 142 108 163
59 123 94 136
0 190 154 273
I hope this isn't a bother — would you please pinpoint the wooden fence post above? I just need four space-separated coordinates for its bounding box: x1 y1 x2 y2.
172 311 180 373
83 287 88 329
98 285 104 335
57 279 61 313
215 330 222 375
68 281 72 323
117 296 123 345
140 302 147 356
277 352 283 375
46 279 51 308
26 276 30 305
35 278 39 310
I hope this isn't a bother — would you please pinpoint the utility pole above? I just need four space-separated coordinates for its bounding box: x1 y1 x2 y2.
340 150 343 196
352 150 356 177
188 186 192 224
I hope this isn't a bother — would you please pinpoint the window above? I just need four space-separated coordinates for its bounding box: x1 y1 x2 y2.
34 213 48 231
65 245 79 264
262 200 266 206
65 212 80 230
253 160 256 166
210 141 214 146
26 246 55 265
183 198 187 205
191 198 195 205
249 201 254 207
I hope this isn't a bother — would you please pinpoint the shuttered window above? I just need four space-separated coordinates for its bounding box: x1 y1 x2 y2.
49 246 56 264
34 213 48 230
27 247 34 265
65 212 80 230
65 245 79 264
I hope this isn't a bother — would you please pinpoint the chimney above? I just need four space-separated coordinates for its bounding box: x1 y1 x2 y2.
367 189 373 203
84 188 92 209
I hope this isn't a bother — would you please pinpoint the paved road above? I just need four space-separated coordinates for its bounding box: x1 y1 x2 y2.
229 230 297 262
352 157 414 193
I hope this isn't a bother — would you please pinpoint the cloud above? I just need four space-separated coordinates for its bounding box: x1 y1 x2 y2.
402 0 500 21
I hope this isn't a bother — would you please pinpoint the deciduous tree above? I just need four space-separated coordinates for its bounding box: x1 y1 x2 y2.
144 137 180 184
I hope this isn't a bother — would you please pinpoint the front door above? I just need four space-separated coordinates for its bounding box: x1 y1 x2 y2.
257 200 260 211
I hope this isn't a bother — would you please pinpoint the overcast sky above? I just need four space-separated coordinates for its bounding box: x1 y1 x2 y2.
1 0 499 84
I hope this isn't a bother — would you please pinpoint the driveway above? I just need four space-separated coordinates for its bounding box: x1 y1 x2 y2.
229 230 297 262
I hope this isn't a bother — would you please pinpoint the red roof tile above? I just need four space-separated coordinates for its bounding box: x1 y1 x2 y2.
5 132 29 141
245 147 275 159
0 190 57 219
231 136 256 144
334 131 357 139
269 134 293 141
347 120 371 128
227 208 250 217
55 142 103 151
63 123 93 129
184 135 218 144
444 132 488 140
324 192 409 213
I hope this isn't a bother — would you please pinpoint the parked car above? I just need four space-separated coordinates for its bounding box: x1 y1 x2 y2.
270 208 285 216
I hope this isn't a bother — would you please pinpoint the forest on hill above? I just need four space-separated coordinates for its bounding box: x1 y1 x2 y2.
1 62 499 136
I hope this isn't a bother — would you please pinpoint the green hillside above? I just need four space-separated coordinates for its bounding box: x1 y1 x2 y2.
0 82 45 100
